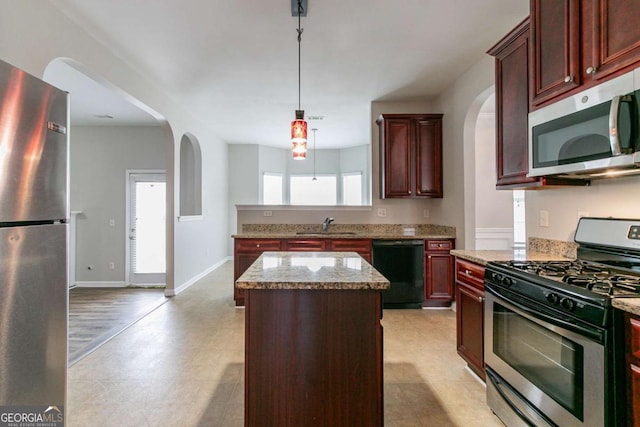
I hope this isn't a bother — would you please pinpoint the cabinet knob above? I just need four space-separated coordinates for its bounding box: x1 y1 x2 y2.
564 75 574 83
586 66 597 75
256 244 260 248
478 296 484 303
465 269 472 276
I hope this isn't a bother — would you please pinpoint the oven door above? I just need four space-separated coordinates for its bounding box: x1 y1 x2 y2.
484 287 605 427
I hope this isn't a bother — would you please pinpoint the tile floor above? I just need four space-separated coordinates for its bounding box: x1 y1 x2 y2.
67 261 503 426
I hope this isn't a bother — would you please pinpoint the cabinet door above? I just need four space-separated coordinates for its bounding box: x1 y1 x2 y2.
285 239 327 251
234 239 283 306
381 118 413 198
490 19 542 188
424 252 453 305
415 119 443 198
455 281 485 380
590 0 640 81
328 239 372 263
530 0 580 105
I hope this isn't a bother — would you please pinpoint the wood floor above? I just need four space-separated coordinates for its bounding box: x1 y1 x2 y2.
68 288 167 365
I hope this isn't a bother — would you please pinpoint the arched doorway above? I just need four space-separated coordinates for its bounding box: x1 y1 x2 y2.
42 58 174 364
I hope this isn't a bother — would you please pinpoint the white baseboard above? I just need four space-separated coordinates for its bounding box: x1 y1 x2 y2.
74 281 127 288
171 256 232 296
475 228 514 250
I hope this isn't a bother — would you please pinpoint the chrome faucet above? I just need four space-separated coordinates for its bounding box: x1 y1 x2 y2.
322 217 334 233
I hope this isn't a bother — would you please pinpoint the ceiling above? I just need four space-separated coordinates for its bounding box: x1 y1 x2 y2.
49 0 528 149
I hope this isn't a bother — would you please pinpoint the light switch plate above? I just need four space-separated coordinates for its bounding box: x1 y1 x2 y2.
539 210 549 227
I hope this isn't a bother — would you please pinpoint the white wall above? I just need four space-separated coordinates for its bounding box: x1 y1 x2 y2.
432 56 497 249
71 126 166 283
229 100 468 241
0 1 229 295
526 176 640 242
228 145 260 254
474 96 514 249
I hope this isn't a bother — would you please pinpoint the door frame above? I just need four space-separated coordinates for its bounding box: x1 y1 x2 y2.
125 169 166 286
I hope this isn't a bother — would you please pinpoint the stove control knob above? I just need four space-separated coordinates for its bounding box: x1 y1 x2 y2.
501 277 515 287
560 298 576 311
491 273 502 282
546 293 559 304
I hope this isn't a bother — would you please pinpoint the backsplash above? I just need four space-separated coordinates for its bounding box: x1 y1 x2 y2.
242 223 456 237
528 237 578 259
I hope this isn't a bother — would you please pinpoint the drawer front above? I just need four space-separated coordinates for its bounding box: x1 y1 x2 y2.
455 258 485 290
236 239 282 252
285 239 327 251
328 239 372 253
426 240 453 251
630 316 640 360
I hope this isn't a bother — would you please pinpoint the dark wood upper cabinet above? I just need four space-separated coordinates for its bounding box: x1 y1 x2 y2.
530 0 640 108
590 0 640 81
377 114 443 199
488 18 542 188
530 0 580 106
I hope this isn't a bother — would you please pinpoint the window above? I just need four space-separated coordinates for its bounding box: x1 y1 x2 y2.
263 173 283 205
342 172 362 205
290 175 337 205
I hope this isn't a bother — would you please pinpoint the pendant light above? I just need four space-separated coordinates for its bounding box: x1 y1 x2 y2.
291 0 307 159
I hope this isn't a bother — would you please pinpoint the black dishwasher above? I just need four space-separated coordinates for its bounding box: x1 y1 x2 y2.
372 240 424 309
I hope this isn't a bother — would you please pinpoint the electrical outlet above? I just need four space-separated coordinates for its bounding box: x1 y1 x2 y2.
108 262 115 270
423 209 430 219
263 210 273 217
377 208 387 217
539 210 549 227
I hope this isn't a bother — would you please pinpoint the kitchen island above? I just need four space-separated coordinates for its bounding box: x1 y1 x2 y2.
236 251 389 427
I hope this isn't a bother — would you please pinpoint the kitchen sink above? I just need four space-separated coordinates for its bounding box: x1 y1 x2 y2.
295 231 357 236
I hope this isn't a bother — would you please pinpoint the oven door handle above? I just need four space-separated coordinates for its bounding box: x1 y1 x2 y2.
486 285 605 343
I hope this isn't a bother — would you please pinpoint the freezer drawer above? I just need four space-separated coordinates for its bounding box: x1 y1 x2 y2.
0 224 67 406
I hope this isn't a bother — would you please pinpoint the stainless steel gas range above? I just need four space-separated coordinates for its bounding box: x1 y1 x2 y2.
484 217 639 427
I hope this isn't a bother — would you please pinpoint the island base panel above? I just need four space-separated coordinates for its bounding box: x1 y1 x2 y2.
244 289 383 427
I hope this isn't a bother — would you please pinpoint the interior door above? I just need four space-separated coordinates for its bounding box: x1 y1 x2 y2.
127 172 166 285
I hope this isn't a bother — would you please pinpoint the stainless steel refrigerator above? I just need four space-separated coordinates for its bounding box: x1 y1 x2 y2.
0 59 68 414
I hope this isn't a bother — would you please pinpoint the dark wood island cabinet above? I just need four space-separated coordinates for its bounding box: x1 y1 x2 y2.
236 251 389 427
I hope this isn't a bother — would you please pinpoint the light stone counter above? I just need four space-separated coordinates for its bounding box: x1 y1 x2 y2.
235 251 390 290
232 223 456 240
450 249 572 266
613 298 640 316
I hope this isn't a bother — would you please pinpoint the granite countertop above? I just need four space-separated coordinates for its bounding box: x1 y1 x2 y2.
613 298 640 316
235 251 390 290
233 232 455 240
450 249 573 266
232 223 456 240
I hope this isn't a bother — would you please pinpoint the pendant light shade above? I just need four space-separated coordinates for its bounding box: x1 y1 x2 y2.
291 0 307 159
291 109 307 160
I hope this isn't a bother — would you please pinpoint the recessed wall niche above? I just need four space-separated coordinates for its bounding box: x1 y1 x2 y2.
179 133 202 216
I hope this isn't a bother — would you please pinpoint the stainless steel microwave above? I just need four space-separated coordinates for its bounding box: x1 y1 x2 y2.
528 67 640 179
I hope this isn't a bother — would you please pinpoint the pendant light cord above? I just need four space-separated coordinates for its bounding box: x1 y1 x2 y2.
297 0 304 110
